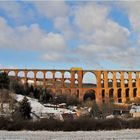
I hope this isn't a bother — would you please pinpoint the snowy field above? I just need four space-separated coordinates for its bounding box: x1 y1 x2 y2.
0 129 140 140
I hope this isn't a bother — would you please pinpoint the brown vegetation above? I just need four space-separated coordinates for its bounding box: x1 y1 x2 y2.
0 117 140 131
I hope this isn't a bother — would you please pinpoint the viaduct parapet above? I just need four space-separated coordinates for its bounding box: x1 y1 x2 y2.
1 68 140 105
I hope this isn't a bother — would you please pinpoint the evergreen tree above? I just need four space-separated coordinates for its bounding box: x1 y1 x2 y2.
90 101 100 118
34 87 39 99
101 102 108 119
39 89 53 103
19 96 32 120
101 101 114 118
0 72 10 89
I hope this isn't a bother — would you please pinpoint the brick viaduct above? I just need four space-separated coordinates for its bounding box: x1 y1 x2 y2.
1 68 140 105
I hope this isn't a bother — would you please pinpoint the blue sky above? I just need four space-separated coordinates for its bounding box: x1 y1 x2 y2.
0 1 140 70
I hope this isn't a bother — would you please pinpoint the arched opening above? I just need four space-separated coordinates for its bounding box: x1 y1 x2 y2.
75 73 78 79
36 71 44 86
125 88 130 103
8 71 16 84
64 79 71 88
27 71 34 78
108 79 113 87
124 72 128 79
117 79 121 87
125 88 129 98
116 72 120 79
82 72 96 88
133 88 137 98
124 79 128 87
108 72 112 79
46 71 53 87
55 71 62 78
118 89 122 98
18 71 25 77
8 71 16 77
55 72 62 88
132 72 136 79
109 89 114 98
8 71 17 90
76 89 79 98
75 80 78 88
132 79 136 87
101 73 104 79
36 71 44 79
102 89 105 102
101 80 104 88
46 71 53 79
64 71 71 78
18 71 25 84
27 71 34 85
118 88 122 103
55 79 62 88
83 90 96 101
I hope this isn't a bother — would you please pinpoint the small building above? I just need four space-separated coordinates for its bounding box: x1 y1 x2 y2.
113 108 130 116
130 104 140 117
113 103 130 116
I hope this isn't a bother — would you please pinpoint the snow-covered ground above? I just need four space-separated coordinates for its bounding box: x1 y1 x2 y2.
0 129 140 140
16 94 75 120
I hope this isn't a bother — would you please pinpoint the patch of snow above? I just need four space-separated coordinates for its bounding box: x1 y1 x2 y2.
106 115 114 119
15 94 75 119
0 129 140 140
130 105 140 113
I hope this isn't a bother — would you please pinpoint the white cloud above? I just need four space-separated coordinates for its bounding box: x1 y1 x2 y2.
0 17 67 62
90 20 130 48
41 52 64 62
77 43 140 68
0 1 35 24
54 17 75 40
33 1 69 19
120 1 140 33
119 1 140 48
74 3 109 33
0 1 21 19
0 1 140 68
33 1 74 40
73 2 140 68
